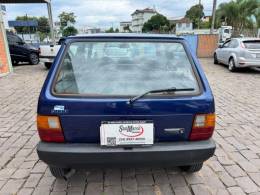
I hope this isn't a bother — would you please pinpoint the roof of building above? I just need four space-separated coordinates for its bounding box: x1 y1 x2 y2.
170 17 192 24
131 8 157 16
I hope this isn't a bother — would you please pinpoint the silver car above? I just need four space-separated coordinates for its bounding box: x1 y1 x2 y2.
214 38 260 72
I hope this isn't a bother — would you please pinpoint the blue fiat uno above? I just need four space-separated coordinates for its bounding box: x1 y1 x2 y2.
37 34 216 178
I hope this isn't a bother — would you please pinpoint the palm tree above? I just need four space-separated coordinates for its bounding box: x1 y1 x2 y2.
216 0 259 35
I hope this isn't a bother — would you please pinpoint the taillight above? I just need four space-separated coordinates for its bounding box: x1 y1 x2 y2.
37 115 65 142
189 113 215 141
240 42 245 48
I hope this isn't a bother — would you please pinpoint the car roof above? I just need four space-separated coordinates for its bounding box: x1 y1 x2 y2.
66 33 184 40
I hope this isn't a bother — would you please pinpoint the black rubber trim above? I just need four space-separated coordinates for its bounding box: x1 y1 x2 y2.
37 139 216 168
40 56 55 59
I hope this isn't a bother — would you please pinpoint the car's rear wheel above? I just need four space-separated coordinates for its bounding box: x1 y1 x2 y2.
49 166 70 179
180 163 203 173
11 60 18 65
228 58 236 72
29 53 39 65
214 53 218 64
45 62 52 69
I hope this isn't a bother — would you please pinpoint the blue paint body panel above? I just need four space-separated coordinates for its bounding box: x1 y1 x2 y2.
181 35 198 55
37 34 214 143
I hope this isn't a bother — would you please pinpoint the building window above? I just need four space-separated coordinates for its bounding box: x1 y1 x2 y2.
186 23 190 28
178 23 182 28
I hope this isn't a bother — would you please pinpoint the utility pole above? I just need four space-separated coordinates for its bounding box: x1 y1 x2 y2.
46 0 55 44
210 0 217 34
198 0 201 29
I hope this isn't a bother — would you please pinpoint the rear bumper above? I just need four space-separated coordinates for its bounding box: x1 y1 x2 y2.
40 56 54 63
238 58 260 67
37 139 216 168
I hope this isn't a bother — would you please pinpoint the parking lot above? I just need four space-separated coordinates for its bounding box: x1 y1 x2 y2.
0 58 260 195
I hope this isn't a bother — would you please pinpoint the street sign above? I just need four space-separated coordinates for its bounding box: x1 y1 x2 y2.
8 20 38 27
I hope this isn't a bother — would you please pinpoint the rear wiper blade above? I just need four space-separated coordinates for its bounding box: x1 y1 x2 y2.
128 87 195 105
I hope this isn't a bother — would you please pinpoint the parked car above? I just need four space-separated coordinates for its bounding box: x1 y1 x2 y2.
6 32 40 65
37 34 216 178
40 38 65 69
214 38 260 72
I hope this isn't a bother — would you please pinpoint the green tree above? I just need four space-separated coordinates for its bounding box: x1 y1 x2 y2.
185 4 204 29
58 12 76 30
123 25 132 32
105 27 115 33
216 0 259 35
142 14 170 33
37 16 50 34
13 15 50 41
37 16 50 41
62 26 78 37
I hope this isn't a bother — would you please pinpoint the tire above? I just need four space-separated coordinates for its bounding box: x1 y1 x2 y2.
228 58 236 72
11 60 18 66
180 163 203 173
29 53 39 65
45 62 52 69
214 53 218 64
49 166 70 179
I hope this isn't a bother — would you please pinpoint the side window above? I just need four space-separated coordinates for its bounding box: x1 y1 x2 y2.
7 35 16 45
223 40 231 48
7 35 12 44
229 40 238 48
233 40 239 48
15 36 23 44
8 35 22 45
224 29 230 34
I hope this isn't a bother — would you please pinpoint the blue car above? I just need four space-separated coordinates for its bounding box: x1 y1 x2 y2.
37 34 216 178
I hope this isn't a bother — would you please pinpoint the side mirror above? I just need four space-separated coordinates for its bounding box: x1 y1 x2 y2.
218 44 223 48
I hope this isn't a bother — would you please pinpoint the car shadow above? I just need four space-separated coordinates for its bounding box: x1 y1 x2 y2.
217 63 260 74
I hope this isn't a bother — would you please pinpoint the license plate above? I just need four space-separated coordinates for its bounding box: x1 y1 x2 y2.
100 121 154 146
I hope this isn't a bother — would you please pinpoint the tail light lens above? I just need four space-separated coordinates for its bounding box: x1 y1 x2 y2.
240 42 246 48
37 115 65 143
189 113 215 141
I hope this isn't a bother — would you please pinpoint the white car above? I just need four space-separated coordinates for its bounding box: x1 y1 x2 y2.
214 38 260 72
40 38 65 69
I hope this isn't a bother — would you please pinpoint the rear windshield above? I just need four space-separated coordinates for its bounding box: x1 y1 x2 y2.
53 41 199 96
243 40 260 49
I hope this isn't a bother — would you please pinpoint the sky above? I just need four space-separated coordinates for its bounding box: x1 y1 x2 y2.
2 0 231 29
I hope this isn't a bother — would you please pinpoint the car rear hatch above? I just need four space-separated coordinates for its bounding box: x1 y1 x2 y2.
38 37 214 144
39 96 213 143
243 40 260 59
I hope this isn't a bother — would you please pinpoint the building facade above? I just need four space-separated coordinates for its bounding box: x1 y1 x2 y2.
78 27 101 34
119 21 132 32
131 8 157 33
170 17 193 34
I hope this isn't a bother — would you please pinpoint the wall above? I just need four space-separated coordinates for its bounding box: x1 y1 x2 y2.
176 23 193 33
197 34 219 58
182 34 218 58
0 26 11 76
